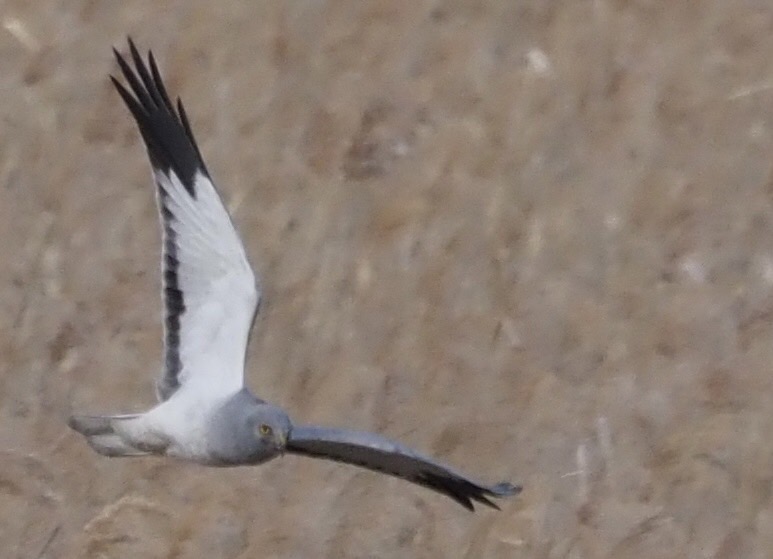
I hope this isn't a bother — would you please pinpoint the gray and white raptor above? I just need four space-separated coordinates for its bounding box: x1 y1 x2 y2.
68 39 521 511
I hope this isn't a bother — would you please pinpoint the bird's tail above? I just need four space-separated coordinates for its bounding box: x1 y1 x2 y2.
68 413 151 457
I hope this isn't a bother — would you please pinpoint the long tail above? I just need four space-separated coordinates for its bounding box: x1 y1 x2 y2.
68 414 151 457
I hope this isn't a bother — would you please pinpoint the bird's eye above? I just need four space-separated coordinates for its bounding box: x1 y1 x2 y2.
258 424 272 437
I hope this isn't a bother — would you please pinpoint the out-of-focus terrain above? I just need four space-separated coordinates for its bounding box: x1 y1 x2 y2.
3 1 773 557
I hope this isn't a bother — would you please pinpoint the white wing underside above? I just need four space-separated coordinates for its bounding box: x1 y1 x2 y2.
109 41 261 402
158 169 259 399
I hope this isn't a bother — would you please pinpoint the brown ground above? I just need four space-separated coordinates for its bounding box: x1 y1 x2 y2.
2 1 773 558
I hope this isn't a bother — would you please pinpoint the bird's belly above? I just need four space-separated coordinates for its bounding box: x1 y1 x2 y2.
164 444 227 466
158 427 212 463
145 396 221 463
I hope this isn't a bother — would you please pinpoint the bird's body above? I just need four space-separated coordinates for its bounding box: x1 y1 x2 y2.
68 39 521 511
73 388 289 467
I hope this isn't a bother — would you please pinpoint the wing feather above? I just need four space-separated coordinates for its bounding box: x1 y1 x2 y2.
287 426 520 511
112 39 259 401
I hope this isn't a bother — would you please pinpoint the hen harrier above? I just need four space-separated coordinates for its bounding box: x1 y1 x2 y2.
68 39 521 511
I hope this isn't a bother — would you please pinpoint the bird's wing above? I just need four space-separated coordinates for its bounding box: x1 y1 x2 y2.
286 425 520 511
112 39 260 401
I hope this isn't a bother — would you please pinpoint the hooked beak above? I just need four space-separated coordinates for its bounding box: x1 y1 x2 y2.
276 432 287 455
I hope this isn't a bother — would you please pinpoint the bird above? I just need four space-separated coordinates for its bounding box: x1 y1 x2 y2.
67 38 521 512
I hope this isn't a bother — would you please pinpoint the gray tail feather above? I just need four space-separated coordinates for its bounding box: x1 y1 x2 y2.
68 413 149 457
67 413 141 436
87 433 150 457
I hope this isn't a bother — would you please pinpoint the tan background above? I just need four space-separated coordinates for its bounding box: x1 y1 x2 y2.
2 1 773 557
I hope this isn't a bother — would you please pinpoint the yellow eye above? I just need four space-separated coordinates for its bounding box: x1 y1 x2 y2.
258 424 272 437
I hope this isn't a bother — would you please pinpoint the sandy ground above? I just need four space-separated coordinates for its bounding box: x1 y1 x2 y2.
3 1 773 557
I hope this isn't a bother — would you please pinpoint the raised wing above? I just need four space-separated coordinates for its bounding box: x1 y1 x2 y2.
112 39 260 401
286 425 520 511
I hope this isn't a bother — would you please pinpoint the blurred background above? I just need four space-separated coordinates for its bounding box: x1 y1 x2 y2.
2 1 773 557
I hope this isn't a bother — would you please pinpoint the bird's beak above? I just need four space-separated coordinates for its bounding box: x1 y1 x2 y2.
276 432 287 455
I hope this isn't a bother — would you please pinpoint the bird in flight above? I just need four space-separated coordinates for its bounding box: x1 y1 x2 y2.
68 39 521 511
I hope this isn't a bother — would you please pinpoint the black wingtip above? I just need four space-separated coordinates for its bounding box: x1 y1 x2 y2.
110 37 205 195
474 482 522 511
417 472 522 512
470 482 521 511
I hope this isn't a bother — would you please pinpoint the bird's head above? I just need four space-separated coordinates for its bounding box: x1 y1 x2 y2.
247 403 292 456
209 391 294 466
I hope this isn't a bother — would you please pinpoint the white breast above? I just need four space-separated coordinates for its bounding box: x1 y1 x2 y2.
140 388 229 462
